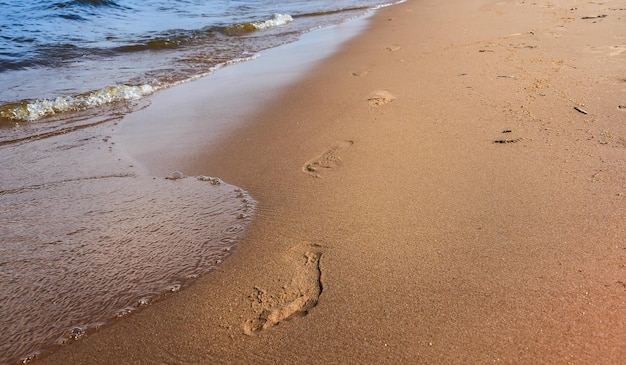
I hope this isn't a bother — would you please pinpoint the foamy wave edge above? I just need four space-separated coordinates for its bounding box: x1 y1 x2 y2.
1 85 155 122
224 13 293 34
168 54 260 88
252 13 293 30
0 55 260 123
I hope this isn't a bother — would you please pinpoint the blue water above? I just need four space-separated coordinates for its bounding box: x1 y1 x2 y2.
0 0 396 128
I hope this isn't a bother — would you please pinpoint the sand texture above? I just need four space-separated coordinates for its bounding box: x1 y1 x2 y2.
39 0 625 363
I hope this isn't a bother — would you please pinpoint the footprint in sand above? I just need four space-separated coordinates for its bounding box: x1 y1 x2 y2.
386 44 401 52
367 90 396 108
302 140 354 178
243 245 323 335
609 45 626 56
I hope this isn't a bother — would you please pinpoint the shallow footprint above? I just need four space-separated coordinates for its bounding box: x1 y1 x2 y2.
609 45 626 56
302 140 354 178
367 90 396 108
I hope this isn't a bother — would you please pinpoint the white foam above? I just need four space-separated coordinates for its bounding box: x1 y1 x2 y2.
252 13 293 30
5 84 154 121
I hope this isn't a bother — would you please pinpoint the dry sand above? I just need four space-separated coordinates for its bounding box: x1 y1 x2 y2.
40 0 625 363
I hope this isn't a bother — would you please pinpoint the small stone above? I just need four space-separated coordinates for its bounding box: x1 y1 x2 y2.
69 327 85 340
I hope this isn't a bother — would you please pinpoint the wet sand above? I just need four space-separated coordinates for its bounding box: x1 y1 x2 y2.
40 0 626 363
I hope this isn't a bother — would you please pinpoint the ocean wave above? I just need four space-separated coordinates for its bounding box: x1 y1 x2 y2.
0 84 154 122
113 14 293 53
252 13 294 30
0 53 263 124
223 13 293 35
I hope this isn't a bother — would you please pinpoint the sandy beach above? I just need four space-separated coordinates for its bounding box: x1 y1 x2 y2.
39 0 625 363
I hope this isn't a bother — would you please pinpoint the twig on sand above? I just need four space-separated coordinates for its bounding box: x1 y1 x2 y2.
581 14 607 19
574 106 588 115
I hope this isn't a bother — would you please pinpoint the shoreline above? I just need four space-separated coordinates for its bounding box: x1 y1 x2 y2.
114 13 374 179
40 0 625 363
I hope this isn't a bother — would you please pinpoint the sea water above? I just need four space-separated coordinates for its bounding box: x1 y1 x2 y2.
0 0 400 363
0 0 396 126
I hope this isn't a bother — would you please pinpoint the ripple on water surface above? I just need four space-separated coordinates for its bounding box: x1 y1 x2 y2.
0 130 255 364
